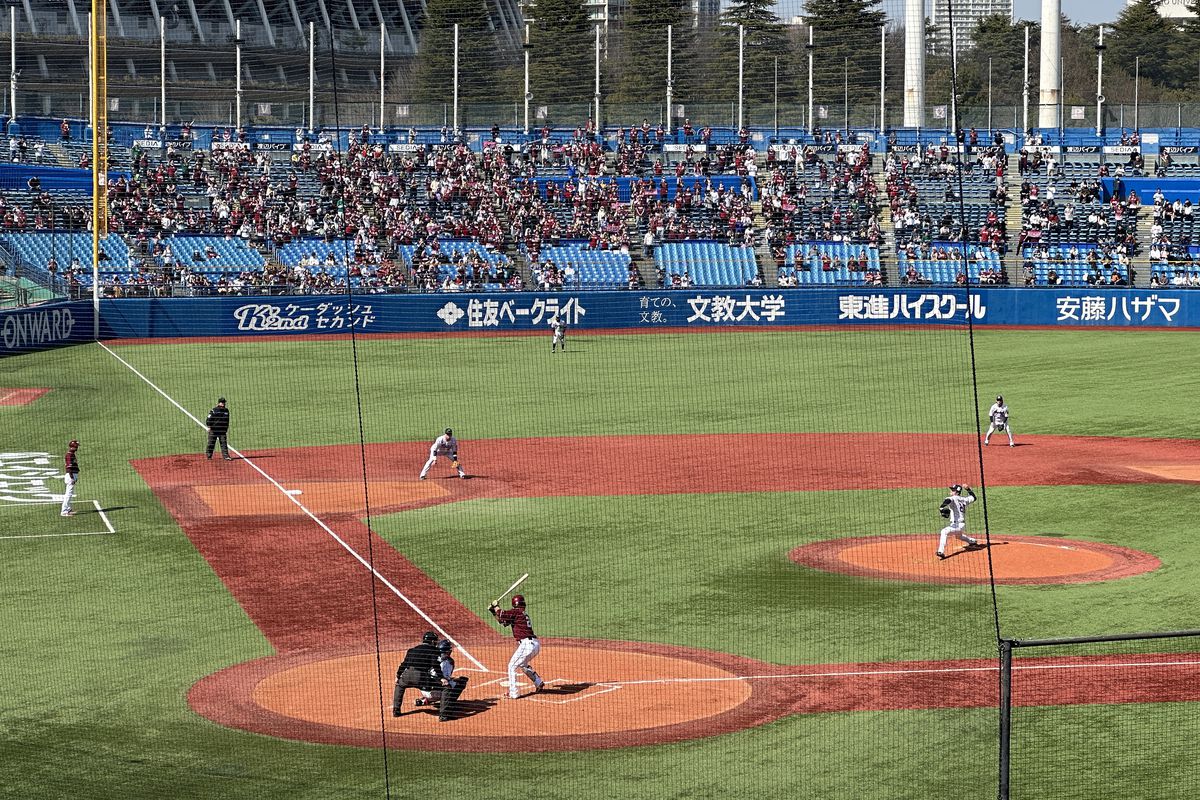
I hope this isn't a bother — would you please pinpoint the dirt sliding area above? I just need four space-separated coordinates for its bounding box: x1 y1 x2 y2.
133 433 1200 753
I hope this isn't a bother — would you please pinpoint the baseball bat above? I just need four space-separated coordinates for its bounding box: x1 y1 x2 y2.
490 573 529 607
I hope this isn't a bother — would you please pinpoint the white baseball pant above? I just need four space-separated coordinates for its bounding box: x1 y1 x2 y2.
507 637 543 698
985 421 1013 445
420 452 465 479
61 472 77 515
938 522 976 553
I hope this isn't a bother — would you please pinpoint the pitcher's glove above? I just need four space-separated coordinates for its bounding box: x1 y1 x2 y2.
939 506 952 519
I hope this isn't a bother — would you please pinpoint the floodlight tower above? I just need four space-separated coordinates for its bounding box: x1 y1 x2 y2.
902 0 924 127
1038 0 1061 129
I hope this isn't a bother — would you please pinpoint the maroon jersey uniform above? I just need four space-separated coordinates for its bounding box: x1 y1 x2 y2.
496 608 536 640
64 450 79 476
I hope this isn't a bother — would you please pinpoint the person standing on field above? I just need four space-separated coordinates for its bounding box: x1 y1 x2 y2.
984 395 1014 447
936 484 984 559
550 315 566 353
489 594 546 699
205 397 231 460
61 439 80 517
420 427 466 480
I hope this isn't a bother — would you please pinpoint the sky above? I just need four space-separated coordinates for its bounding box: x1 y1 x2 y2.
1012 0 1128 25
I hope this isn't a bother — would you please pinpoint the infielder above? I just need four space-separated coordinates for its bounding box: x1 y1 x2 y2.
61 439 80 517
937 483 983 559
984 394 1014 447
419 427 466 480
488 594 546 698
550 315 566 353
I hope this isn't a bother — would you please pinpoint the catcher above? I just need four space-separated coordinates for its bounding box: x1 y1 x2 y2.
936 483 984 559
419 427 467 480
421 639 470 722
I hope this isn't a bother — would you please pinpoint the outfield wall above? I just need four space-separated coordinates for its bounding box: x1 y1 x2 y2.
1 288 1197 356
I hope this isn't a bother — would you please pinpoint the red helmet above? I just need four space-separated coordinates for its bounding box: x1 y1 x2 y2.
511 594 525 608
68 440 79 450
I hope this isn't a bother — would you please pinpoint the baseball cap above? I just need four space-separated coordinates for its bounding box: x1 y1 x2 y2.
218 397 226 404
949 484 962 492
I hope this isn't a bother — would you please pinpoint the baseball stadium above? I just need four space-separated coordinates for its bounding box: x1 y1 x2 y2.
3 0 1200 797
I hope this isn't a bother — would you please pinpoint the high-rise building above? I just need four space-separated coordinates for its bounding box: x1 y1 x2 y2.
929 0 1013 52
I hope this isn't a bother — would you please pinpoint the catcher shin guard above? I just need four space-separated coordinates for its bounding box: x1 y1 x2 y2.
439 676 469 721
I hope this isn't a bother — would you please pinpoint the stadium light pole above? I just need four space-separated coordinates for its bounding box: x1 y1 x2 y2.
308 21 314 133
806 26 813 133
234 19 242 132
879 26 885 136
593 25 600 132
523 22 530 136
160 15 166 137
843 56 849 137
1022 23 1029 136
452 23 459 135
1132 55 1142 133
987 57 992 134
379 22 385 132
737 24 744 133
666 24 672 135
9 4 15 123
1095 25 1105 137
902 0 923 128
1038 0 1060 129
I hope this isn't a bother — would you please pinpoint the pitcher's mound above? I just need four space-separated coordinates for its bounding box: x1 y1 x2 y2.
790 535 1160 585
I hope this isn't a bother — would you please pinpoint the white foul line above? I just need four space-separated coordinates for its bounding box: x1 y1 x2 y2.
93 500 115 534
592 658 1200 688
97 341 488 672
0 390 16 404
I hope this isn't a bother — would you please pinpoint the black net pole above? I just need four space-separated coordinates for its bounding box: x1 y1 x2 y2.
998 639 1013 800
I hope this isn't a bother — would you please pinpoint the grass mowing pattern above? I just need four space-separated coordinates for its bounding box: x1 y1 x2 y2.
0 327 1196 798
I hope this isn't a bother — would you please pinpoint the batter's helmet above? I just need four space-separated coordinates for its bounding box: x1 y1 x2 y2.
68 439 79 449
422 630 438 645
511 594 526 608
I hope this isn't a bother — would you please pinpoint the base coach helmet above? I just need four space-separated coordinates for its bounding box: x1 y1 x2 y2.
511 594 525 608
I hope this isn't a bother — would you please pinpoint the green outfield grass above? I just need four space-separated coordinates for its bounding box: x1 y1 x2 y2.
0 327 1197 800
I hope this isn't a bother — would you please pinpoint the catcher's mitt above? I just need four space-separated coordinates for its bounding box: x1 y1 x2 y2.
939 506 952 519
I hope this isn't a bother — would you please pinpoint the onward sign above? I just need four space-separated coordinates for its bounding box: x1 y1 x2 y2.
0 305 78 354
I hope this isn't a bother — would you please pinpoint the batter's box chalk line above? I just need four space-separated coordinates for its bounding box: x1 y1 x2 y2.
0 500 116 540
472 675 620 704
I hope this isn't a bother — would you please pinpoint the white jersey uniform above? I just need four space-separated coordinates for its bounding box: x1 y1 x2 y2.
937 490 979 556
550 318 565 351
985 401 1014 446
420 433 466 479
